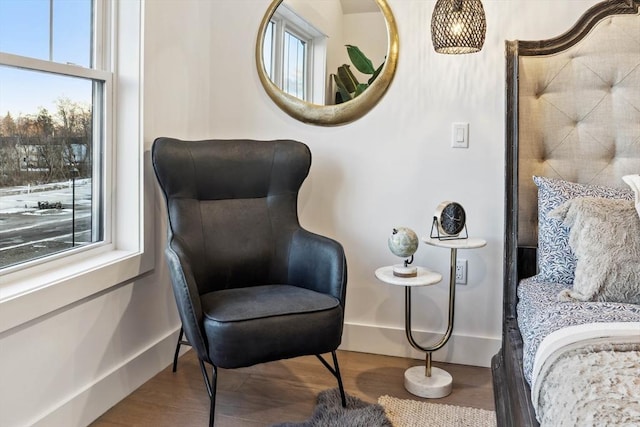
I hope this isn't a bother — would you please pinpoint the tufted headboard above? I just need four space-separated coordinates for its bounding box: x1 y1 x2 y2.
504 0 640 316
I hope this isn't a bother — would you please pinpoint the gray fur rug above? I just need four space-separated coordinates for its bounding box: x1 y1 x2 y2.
271 388 392 427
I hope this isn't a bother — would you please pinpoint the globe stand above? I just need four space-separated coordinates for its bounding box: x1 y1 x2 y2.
393 255 417 277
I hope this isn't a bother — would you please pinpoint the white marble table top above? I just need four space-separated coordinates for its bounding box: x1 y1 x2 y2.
422 237 487 250
375 266 443 287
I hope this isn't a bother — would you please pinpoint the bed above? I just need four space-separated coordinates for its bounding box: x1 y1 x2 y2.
491 1 640 425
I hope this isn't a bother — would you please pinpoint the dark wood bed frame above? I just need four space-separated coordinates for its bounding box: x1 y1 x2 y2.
491 1 640 425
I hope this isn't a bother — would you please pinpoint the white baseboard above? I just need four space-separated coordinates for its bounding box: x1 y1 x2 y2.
31 326 183 427
340 322 500 368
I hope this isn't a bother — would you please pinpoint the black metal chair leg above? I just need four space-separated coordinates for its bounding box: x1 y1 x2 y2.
198 359 218 427
172 327 184 372
332 351 347 407
316 351 347 407
172 326 191 372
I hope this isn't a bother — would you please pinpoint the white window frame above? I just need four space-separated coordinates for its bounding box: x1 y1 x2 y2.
267 4 327 105
0 0 151 334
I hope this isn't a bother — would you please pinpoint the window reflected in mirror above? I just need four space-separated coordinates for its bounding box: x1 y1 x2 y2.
282 31 307 99
263 4 327 104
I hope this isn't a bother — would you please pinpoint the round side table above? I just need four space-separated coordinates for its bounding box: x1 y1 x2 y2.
374 266 451 398
375 237 487 399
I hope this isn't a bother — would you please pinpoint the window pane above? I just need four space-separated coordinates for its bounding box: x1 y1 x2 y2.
283 31 306 100
53 0 93 66
0 66 102 269
0 0 49 59
0 0 92 67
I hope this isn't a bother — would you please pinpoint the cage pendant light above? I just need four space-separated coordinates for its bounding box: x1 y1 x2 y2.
431 0 486 54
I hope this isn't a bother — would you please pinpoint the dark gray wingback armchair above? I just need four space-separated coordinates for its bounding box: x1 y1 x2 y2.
152 137 347 426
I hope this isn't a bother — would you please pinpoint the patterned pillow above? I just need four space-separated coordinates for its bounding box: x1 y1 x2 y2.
550 197 640 304
533 176 633 284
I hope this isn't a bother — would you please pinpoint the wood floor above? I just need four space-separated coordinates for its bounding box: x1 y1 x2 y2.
91 349 494 427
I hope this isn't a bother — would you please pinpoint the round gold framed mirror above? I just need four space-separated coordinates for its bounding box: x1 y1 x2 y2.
256 0 399 126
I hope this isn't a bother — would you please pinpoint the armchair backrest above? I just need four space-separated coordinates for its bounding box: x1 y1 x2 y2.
152 138 311 295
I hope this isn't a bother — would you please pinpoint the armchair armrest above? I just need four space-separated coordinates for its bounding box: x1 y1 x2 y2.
288 229 347 306
165 236 210 363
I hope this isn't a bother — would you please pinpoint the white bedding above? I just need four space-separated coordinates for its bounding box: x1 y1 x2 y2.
531 322 640 426
516 278 640 385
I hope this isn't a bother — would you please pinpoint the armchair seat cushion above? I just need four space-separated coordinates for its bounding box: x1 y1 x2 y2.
202 285 343 368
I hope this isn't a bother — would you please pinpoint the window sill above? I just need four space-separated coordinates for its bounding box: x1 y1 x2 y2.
0 248 153 334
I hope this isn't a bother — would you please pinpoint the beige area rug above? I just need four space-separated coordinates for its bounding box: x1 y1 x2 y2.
379 395 497 427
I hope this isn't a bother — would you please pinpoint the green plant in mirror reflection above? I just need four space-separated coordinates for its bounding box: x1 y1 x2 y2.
332 45 385 104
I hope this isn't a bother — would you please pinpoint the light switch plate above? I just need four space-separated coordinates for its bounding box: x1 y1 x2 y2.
452 123 469 148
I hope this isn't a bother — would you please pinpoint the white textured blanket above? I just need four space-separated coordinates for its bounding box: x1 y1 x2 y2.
531 323 640 426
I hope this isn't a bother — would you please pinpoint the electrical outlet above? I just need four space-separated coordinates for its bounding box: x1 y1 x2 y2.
455 259 467 285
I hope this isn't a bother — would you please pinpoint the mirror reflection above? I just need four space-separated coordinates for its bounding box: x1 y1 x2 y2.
261 0 388 106
256 0 398 125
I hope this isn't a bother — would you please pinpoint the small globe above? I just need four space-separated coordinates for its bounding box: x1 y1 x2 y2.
388 227 419 258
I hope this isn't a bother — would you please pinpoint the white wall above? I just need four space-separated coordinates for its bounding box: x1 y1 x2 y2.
174 0 601 366
0 0 602 426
